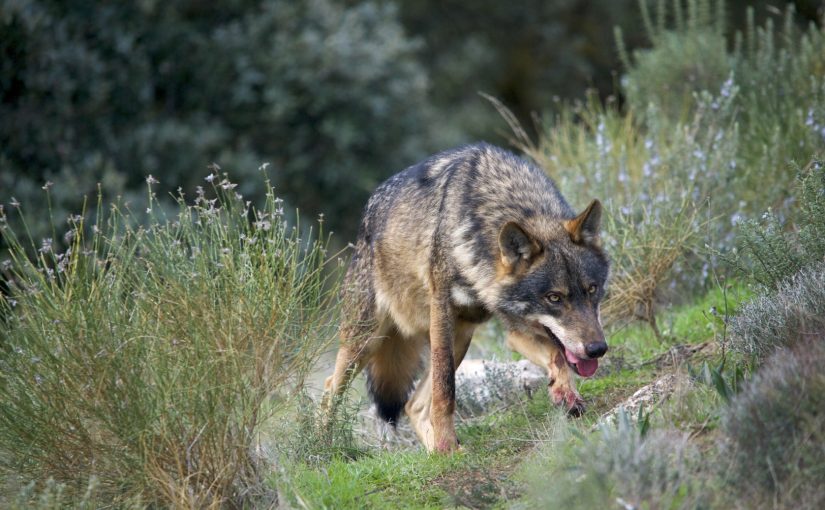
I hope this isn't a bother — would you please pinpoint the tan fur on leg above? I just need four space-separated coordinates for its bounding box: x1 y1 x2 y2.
321 340 369 417
321 315 392 419
406 320 475 451
428 289 458 453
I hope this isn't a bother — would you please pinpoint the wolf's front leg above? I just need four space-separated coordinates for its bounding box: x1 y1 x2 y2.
428 293 459 453
505 330 585 416
406 320 476 451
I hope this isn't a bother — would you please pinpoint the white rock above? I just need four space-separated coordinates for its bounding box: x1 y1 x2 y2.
455 359 547 415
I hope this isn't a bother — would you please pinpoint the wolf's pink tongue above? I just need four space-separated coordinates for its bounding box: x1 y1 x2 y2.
576 358 598 377
565 350 599 378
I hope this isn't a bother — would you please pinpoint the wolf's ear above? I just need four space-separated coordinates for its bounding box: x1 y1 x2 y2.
564 199 602 245
499 222 542 269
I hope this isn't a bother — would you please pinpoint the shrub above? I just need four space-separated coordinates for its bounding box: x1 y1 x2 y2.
600 196 704 338
618 1 825 209
275 390 363 467
721 338 825 509
391 0 645 142
3 477 121 510
725 160 825 361
518 411 707 509
617 0 729 120
729 261 825 362
729 159 825 290
0 174 340 507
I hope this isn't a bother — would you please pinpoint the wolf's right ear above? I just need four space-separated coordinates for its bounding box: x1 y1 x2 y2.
499 222 541 270
564 199 602 245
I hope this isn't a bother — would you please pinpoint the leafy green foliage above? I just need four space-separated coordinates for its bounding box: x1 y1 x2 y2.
618 1 730 119
689 361 745 403
389 0 644 142
0 175 339 507
0 0 432 240
730 160 825 289
277 390 561 509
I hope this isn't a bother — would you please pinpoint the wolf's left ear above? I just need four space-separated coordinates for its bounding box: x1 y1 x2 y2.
564 199 602 245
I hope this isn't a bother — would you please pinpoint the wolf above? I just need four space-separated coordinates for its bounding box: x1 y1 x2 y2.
322 143 609 452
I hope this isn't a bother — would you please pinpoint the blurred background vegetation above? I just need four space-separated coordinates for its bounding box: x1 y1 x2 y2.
2 0 821 243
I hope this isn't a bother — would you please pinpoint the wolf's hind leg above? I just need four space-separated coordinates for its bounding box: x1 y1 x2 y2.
505 331 585 416
323 239 377 413
324 340 366 402
405 320 475 452
322 337 371 417
365 330 428 425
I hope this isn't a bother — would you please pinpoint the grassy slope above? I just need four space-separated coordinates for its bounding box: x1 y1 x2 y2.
276 284 749 509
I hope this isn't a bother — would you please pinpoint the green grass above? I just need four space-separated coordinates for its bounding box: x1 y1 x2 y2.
273 280 757 510
281 452 461 509
278 391 563 509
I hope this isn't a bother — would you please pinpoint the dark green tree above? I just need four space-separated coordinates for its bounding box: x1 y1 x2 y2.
388 0 644 142
1 0 432 240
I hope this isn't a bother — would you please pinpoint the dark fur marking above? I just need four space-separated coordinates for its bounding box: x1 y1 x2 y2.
456 304 492 323
366 364 418 426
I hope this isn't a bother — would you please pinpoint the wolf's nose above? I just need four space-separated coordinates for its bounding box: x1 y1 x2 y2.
585 341 608 359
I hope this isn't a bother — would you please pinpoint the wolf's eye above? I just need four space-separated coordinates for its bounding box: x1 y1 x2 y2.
547 293 562 303
588 285 598 294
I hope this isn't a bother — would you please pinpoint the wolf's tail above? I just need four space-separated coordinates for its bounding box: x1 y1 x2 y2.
365 339 424 425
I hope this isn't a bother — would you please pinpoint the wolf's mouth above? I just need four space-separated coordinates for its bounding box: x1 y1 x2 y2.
543 326 599 378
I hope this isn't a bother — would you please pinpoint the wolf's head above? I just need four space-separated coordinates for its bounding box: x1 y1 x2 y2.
494 199 609 377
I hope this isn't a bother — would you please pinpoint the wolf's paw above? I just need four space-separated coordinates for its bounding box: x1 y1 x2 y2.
550 385 586 417
565 398 586 417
